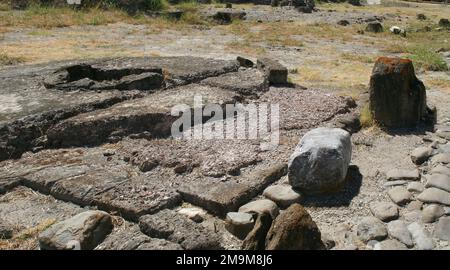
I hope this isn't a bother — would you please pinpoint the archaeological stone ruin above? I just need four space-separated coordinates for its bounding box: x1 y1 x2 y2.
1 52 449 251
1 0 450 252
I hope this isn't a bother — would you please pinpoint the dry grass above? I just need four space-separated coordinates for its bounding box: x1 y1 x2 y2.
341 52 375 64
0 219 55 250
0 7 131 29
0 4 210 32
224 21 357 48
424 76 450 94
225 40 266 57
0 50 25 65
0 1 447 92
290 58 371 96
360 103 375 128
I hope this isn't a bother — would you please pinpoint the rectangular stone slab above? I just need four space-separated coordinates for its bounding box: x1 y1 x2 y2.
258 87 352 131
0 186 84 231
177 163 287 216
96 224 182 250
48 166 132 206
93 172 182 221
46 84 240 147
0 147 183 220
200 69 268 96
139 209 221 250
89 56 239 86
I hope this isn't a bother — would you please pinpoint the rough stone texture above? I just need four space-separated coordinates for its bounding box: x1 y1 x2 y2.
369 57 427 128
337 19 350 26
225 212 255 240
407 182 425 193
201 69 268 96
407 200 423 211
425 173 450 192
370 201 399 222
241 212 272 250
388 186 412 205
403 210 423 223
139 210 221 250
387 220 414 248
0 56 239 161
212 10 247 24
0 219 13 239
46 83 239 148
236 56 254 68
418 188 450 206
411 146 433 165
374 239 408 250
38 210 113 250
434 216 450 241
439 18 450 28
256 58 288 85
44 65 164 91
386 168 420 181
332 112 361 134
431 153 450 165
273 0 315 13
265 204 324 250
0 147 184 221
366 22 383 33
0 186 84 232
422 204 445 223
438 143 450 154
436 132 450 141
238 199 279 219
0 55 364 250
321 232 336 250
407 222 434 250
179 163 287 216
259 88 353 131
417 13 427 20
356 216 388 243
0 134 292 220
96 224 182 250
288 127 352 194
445 207 450 215
262 184 302 208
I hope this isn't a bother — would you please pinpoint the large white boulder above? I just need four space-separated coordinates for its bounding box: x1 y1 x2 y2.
288 127 352 194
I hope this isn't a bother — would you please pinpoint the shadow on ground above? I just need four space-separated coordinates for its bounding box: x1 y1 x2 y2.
300 165 363 207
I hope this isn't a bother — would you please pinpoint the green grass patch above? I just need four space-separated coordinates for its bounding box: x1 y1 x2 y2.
406 46 448 71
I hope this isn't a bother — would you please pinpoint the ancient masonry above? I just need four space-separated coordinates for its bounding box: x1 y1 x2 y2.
0 55 449 250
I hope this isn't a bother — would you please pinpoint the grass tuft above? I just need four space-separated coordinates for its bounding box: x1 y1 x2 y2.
0 50 25 65
360 103 375 128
